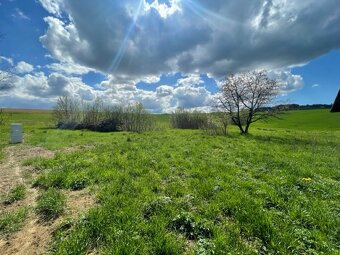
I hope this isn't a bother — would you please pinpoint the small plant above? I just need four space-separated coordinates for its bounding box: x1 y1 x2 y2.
2 184 26 205
143 196 172 219
69 177 89 191
195 238 216 255
0 208 28 235
36 188 65 221
169 212 212 240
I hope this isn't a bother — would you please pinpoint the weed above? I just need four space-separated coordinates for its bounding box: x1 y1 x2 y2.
169 212 212 240
195 238 216 255
69 177 89 191
143 196 172 219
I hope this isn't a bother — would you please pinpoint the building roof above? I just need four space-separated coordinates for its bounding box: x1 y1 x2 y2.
330 89 340 112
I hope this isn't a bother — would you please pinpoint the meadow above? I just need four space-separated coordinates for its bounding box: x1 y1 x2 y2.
0 109 339 254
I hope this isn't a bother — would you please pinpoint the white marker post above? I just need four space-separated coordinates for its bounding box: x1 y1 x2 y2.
10 123 23 144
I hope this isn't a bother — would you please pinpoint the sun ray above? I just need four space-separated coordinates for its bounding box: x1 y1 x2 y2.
182 0 239 26
108 0 144 74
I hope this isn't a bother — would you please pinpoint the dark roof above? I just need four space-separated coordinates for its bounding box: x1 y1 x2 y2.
330 89 340 112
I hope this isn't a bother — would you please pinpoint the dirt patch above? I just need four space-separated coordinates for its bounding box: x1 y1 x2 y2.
0 145 53 195
66 189 97 217
0 145 96 255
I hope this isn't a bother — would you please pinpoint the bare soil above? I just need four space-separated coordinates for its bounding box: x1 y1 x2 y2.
0 145 95 255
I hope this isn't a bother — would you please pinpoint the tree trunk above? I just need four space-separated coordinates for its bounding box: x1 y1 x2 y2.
244 125 249 134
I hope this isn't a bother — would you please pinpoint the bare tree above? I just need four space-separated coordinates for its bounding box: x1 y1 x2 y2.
216 70 281 134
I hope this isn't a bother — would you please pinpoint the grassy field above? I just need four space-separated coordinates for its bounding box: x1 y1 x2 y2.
255 109 340 131
0 109 339 254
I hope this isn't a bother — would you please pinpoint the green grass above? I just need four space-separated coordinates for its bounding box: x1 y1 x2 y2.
255 109 340 131
30 129 339 254
1 109 340 254
2 184 26 205
36 188 66 221
0 208 28 236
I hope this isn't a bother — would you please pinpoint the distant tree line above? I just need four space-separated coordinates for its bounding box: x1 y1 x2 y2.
260 104 332 111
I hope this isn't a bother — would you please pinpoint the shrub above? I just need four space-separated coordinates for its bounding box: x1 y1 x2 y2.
2 184 26 205
201 112 230 136
54 96 154 133
170 108 209 129
36 188 65 221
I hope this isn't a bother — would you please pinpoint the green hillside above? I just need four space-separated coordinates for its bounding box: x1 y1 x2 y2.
255 109 340 131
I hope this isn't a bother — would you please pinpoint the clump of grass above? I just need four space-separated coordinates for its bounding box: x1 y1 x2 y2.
36 188 65 221
0 208 28 235
2 184 26 205
143 196 172 219
169 212 212 240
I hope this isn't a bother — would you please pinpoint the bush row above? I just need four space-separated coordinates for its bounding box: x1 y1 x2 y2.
170 108 229 135
54 96 154 133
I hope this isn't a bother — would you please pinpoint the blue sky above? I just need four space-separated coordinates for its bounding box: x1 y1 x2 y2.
0 0 339 112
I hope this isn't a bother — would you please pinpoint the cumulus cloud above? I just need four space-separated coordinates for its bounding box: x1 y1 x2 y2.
38 0 63 17
267 69 304 93
0 71 98 108
46 62 93 75
38 0 340 79
15 61 34 74
8 0 338 111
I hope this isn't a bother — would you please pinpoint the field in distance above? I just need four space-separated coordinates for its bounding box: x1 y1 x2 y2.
0 108 339 254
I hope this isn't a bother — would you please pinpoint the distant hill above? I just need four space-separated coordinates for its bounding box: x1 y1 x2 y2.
260 104 332 111
255 109 340 131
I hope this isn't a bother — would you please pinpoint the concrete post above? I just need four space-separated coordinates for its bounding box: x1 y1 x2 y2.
10 123 23 144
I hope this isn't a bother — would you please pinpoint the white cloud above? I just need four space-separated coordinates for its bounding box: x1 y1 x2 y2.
312 84 319 88
0 56 13 66
12 8 30 20
38 0 340 80
46 62 93 75
38 0 63 17
268 69 304 94
15 61 34 74
0 71 98 108
144 0 181 19
2 67 302 112
9 0 340 110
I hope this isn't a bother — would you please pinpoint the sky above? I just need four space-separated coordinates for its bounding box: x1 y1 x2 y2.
0 0 339 112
